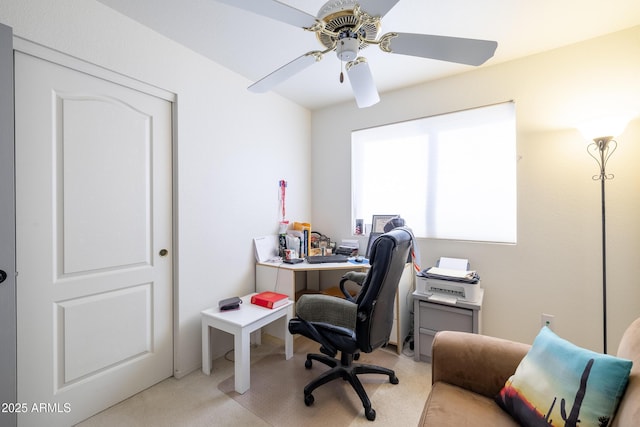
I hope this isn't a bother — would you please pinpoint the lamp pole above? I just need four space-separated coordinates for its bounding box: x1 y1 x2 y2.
587 136 616 354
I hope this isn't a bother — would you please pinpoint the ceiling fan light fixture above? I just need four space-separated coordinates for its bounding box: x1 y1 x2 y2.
336 37 359 61
346 57 379 108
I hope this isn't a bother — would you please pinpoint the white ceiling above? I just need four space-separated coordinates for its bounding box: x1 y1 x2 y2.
97 0 640 110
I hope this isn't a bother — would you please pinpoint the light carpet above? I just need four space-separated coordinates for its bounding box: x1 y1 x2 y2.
218 337 432 426
77 336 431 426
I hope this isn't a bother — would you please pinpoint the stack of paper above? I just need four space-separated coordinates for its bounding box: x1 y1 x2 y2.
253 236 278 262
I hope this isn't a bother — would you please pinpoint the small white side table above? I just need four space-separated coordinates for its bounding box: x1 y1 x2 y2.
201 293 294 394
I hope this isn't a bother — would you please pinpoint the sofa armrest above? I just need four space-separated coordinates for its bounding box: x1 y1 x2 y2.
432 330 530 398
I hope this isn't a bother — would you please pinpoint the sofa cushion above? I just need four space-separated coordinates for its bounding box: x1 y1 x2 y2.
611 317 640 426
495 326 632 427
420 382 520 427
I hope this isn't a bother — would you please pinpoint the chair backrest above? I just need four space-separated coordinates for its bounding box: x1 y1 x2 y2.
355 227 413 353
612 317 640 427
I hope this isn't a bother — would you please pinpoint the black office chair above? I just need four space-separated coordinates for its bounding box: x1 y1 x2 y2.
288 227 413 421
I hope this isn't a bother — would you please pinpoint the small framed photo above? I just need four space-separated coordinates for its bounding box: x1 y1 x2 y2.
371 215 398 233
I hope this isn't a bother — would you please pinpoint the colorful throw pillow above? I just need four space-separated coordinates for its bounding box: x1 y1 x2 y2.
496 327 632 427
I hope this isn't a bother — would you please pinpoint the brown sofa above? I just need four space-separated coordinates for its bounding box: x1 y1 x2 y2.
419 318 640 426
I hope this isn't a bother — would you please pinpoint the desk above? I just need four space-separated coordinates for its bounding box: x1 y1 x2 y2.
256 260 369 299
201 293 294 394
256 260 414 353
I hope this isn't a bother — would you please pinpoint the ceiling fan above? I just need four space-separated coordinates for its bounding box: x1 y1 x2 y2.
214 0 497 108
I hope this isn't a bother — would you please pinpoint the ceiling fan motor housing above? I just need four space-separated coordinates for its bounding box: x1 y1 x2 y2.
336 36 359 61
316 0 381 57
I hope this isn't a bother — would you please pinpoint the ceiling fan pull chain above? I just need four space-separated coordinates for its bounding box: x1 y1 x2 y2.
340 60 344 83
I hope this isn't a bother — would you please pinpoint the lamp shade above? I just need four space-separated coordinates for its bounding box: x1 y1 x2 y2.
346 57 380 108
577 113 635 141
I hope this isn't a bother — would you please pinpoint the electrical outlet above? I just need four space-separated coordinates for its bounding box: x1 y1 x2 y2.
541 313 555 330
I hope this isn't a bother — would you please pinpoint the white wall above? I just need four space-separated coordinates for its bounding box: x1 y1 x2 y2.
0 0 311 376
312 26 640 353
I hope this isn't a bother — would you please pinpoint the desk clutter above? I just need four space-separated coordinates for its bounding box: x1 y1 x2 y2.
250 291 289 309
266 181 360 263
218 296 242 311
218 292 290 311
253 221 363 264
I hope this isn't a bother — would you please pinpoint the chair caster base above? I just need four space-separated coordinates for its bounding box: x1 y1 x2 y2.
365 406 376 421
304 393 314 406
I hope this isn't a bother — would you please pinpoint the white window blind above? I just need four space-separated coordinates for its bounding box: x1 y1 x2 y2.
351 102 516 243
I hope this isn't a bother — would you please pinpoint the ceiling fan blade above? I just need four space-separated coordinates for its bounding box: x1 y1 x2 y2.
358 0 400 17
384 32 498 66
346 58 380 108
248 52 322 93
213 0 317 29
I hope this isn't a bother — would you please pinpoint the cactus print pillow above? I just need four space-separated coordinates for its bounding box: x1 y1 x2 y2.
495 326 632 427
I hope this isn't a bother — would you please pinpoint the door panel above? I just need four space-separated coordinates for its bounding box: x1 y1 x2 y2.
15 51 173 427
58 284 152 384
60 95 151 274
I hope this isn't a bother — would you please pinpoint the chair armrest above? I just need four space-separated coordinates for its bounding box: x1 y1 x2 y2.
340 271 368 301
431 330 530 398
342 271 367 285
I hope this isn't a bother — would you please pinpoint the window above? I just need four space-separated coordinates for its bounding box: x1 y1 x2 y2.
351 102 516 243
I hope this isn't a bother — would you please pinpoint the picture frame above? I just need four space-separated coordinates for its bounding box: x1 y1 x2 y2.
371 214 398 233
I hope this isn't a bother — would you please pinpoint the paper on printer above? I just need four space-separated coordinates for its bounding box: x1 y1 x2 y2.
416 257 481 302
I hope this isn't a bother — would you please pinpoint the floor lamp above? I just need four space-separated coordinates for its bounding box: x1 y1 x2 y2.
578 115 632 354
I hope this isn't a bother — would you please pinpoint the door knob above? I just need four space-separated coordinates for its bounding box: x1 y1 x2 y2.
159 249 168 257
0 270 6 284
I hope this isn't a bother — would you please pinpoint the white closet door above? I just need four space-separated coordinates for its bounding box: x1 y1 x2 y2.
15 51 173 427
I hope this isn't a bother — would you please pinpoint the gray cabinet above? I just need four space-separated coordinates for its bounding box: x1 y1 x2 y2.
413 290 483 362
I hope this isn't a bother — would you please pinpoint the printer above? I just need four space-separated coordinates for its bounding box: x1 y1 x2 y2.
415 257 482 303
